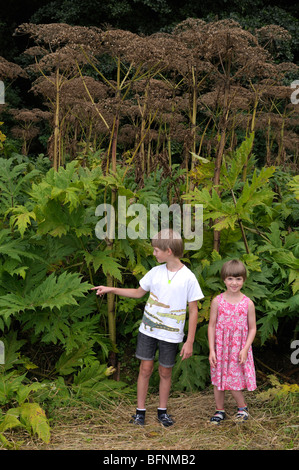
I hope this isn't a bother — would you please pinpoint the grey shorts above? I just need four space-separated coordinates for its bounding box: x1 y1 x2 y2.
136 332 178 368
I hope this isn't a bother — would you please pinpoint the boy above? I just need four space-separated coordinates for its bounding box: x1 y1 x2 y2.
92 229 204 426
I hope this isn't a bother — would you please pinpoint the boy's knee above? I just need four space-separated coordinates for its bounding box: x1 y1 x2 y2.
139 360 154 378
158 365 172 380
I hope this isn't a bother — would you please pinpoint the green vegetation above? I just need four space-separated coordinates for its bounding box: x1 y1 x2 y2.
0 7 298 449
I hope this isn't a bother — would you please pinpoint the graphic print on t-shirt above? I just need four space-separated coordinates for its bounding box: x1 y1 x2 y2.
141 292 184 333
158 309 186 324
146 292 170 309
139 264 204 342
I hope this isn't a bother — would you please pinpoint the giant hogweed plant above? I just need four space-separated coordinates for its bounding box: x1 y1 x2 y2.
0 155 147 445
0 155 160 377
0 139 298 399
0 332 50 448
185 134 299 346
0 331 132 448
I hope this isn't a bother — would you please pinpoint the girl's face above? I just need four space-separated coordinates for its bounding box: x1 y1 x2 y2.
223 276 244 293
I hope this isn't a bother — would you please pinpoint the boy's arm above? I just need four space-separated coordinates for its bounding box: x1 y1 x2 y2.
91 285 148 299
180 300 198 360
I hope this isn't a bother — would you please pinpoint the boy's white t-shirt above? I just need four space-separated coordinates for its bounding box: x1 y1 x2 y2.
139 264 204 343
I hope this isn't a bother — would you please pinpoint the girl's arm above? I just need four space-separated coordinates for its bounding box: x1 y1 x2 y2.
239 299 256 364
208 297 218 367
91 285 148 299
180 300 198 360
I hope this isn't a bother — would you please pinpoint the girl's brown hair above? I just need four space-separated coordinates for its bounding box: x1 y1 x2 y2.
151 229 184 258
220 259 247 281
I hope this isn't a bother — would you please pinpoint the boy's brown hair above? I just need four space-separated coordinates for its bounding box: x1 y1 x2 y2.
220 259 247 281
151 229 184 258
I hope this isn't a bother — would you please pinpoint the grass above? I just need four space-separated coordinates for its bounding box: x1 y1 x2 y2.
5 387 298 451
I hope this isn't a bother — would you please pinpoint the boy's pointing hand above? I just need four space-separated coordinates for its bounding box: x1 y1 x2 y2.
90 285 111 296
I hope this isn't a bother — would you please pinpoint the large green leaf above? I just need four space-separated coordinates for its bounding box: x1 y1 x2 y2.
0 271 91 320
172 355 210 391
18 403 50 444
85 250 123 282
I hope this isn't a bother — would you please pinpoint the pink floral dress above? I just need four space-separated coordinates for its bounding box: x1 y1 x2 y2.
210 293 256 391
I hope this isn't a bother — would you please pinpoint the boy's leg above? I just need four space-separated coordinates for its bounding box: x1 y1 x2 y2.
157 340 178 408
137 359 154 409
131 333 157 425
158 365 173 409
157 365 174 427
156 340 178 426
135 332 157 410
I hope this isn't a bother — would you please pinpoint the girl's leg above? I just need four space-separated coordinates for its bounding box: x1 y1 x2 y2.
231 390 249 420
213 385 225 410
230 390 247 408
137 360 154 409
210 386 226 424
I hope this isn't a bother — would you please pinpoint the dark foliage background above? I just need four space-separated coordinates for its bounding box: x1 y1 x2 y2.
1 0 298 60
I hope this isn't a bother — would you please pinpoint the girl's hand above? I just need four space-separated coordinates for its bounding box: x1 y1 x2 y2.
239 348 248 365
209 351 217 368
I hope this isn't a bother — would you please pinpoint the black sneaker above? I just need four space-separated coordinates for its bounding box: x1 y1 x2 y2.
157 412 174 427
130 412 145 426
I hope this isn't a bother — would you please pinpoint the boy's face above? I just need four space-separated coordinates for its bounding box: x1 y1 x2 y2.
223 276 244 293
153 246 171 263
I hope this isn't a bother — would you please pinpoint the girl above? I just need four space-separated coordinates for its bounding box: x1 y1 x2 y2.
208 259 257 424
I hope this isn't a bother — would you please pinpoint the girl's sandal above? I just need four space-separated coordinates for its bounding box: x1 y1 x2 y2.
235 406 249 422
210 410 226 425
